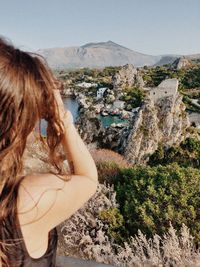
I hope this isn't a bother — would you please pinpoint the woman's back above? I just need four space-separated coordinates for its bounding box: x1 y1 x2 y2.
1 172 97 266
1 185 58 266
0 37 98 266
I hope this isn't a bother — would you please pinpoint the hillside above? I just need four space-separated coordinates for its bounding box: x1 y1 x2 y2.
37 41 178 69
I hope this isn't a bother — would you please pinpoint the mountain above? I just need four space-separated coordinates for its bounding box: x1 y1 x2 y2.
36 41 178 69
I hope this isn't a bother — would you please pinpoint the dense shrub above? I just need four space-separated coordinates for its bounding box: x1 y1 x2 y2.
181 67 200 89
148 137 200 169
122 86 146 108
142 66 182 87
98 207 125 244
113 163 200 242
58 183 200 267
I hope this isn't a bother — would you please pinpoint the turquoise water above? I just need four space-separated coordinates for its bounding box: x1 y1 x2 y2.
40 97 129 135
97 114 129 128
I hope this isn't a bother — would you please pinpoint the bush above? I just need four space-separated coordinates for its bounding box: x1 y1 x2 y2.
90 148 131 184
98 207 125 244
113 163 200 242
181 67 200 89
90 148 131 167
148 137 200 169
96 161 122 184
58 182 200 267
122 86 145 108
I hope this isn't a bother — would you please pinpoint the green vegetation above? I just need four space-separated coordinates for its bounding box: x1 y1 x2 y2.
142 66 182 87
54 66 124 99
121 86 146 109
112 163 200 242
98 207 125 243
56 66 120 82
141 64 200 90
96 161 121 184
55 64 200 112
148 137 200 169
141 63 200 112
181 67 200 89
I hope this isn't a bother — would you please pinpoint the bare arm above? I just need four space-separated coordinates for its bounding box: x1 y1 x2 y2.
53 89 98 182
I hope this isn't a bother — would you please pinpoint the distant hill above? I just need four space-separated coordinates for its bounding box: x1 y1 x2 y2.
185 54 200 60
36 41 197 69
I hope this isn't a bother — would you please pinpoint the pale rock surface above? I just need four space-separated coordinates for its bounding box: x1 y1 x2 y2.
171 57 191 70
121 91 190 164
112 64 144 92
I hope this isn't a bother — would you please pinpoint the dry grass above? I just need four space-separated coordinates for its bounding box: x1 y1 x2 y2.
57 183 200 267
90 148 131 168
90 148 132 184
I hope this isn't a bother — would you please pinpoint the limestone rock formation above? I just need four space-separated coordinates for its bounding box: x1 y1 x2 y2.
75 104 130 151
121 79 190 164
74 77 190 165
75 107 105 145
171 57 191 70
112 64 144 91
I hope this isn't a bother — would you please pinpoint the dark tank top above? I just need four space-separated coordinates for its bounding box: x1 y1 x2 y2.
0 178 58 267
1 217 58 266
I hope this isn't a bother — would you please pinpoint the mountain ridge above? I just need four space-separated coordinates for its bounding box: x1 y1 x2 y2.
36 41 199 69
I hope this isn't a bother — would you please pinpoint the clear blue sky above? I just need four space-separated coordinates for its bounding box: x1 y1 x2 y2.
0 0 199 55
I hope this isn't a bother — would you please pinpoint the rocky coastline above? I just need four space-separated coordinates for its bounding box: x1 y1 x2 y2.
59 64 192 165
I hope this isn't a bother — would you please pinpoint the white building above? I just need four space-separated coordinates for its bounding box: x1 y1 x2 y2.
76 81 98 88
96 87 107 99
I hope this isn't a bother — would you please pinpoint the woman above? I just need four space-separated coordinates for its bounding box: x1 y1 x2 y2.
0 36 98 267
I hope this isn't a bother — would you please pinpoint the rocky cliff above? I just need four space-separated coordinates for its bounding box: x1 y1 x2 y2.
121 80 190 164
112 64 144 92
75 78 190 165
171 57 191 70
75 104 130 151
72 76 190 164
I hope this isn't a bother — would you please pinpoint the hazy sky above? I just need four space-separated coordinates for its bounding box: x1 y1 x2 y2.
0 0 199 55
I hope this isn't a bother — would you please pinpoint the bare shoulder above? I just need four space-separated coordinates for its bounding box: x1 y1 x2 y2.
18 173 98 231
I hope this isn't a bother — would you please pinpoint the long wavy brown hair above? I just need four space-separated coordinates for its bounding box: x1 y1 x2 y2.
0 36 71 266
